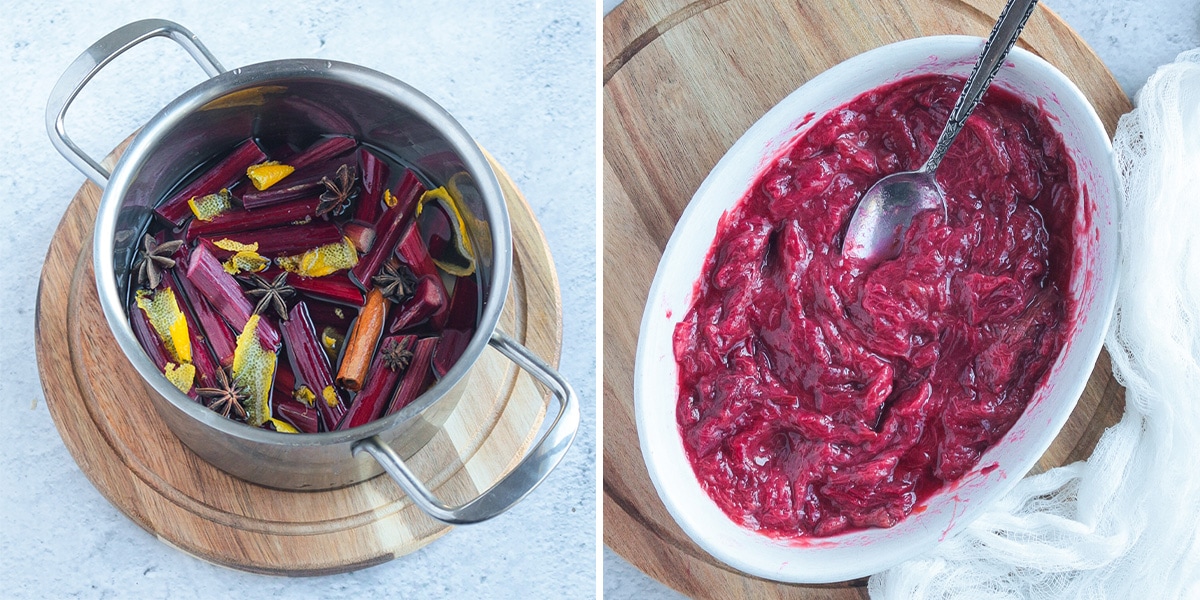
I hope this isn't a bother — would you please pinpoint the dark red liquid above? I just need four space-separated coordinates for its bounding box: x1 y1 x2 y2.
673 75 1077 538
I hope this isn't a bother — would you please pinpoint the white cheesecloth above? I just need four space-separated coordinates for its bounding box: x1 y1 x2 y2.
869 49 1200 599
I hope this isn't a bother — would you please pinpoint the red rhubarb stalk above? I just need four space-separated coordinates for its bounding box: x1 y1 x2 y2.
288 136 356 171
239 173 326 209
185 242 281 350
186 197 320 242
156 139 266 225
350 170 425 286
279 271 365 307
432 329 473 379
430 274 478 377
130 302 171 371
276 398 320 433
162 273 220 388
353 147 390 223
239 155 354 209
171 249 238 365
385 337 437 416
129 303 198 399
342 220 376 254
338 335 415 430
395 220 440 280
388 276 448 333
442 271 479 330
280 301 346 431
396 224 450 328
202 222 343 257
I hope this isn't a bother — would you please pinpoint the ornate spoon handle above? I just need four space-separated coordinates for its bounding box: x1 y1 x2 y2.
921 0 1040 173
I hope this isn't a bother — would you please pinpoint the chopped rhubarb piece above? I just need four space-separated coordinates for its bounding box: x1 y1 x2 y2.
385 337 436 416
239 155 353 209
288 136 356 171
396 224 450 328
172 251 237 365
350 170 425 286
131 300 196 398
240 174 324 209
280 301 345 431
156 139 266 225
442 270 479 331
203 222 343 257
276 398 319 433
354 147 390 223
338 335 415 430
429 274 478 377
395 220 439 281
186 197 320 242
130 302 171 372
289 272 365 307
281 96 356 137
185 242 281 350
432 329 473 379
134 287 191 365
162 274 220 388
343 220 376 254
388 276 448 333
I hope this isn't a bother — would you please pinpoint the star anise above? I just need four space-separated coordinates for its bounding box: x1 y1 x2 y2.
372 262 418 304
197 367 248 421
238 272 296 320
133 234 184 289
316 163 358 217
381 337 414 371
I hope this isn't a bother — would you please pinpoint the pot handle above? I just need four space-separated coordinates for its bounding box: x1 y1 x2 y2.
353 329 579 525
45 19 225 187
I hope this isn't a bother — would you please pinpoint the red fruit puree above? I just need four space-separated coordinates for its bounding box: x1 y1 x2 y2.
673 74 1077 538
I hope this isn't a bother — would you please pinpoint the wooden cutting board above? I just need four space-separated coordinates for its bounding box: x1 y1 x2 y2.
35 138 562 575
603 0 1131 597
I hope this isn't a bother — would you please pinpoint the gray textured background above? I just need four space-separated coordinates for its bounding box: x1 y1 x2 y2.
601 0 1200 597
0 1 595 598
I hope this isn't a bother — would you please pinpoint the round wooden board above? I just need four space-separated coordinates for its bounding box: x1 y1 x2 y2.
35 138 563 576
603 0 1130 597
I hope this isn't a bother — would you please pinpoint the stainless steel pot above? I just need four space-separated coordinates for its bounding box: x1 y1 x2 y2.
45 19 578 525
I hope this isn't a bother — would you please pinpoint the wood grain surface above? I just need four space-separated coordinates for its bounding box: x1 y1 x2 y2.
35 139 563 575
603 0 1131 597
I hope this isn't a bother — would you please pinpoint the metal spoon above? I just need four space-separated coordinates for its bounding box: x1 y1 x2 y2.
841 0 1040 266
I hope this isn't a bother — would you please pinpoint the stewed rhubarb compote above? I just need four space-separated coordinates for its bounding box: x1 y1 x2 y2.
673 74 1078 537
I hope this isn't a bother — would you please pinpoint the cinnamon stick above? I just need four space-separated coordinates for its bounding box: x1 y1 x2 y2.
335 288 388 391
338 335 415 430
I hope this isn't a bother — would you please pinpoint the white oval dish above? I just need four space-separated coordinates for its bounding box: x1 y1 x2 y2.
633 35 1119 584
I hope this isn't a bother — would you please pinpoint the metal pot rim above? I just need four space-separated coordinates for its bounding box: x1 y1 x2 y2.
92 58 512 448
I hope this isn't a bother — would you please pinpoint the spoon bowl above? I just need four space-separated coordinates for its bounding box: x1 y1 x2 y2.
841 170 945 265
841 0 1039 265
